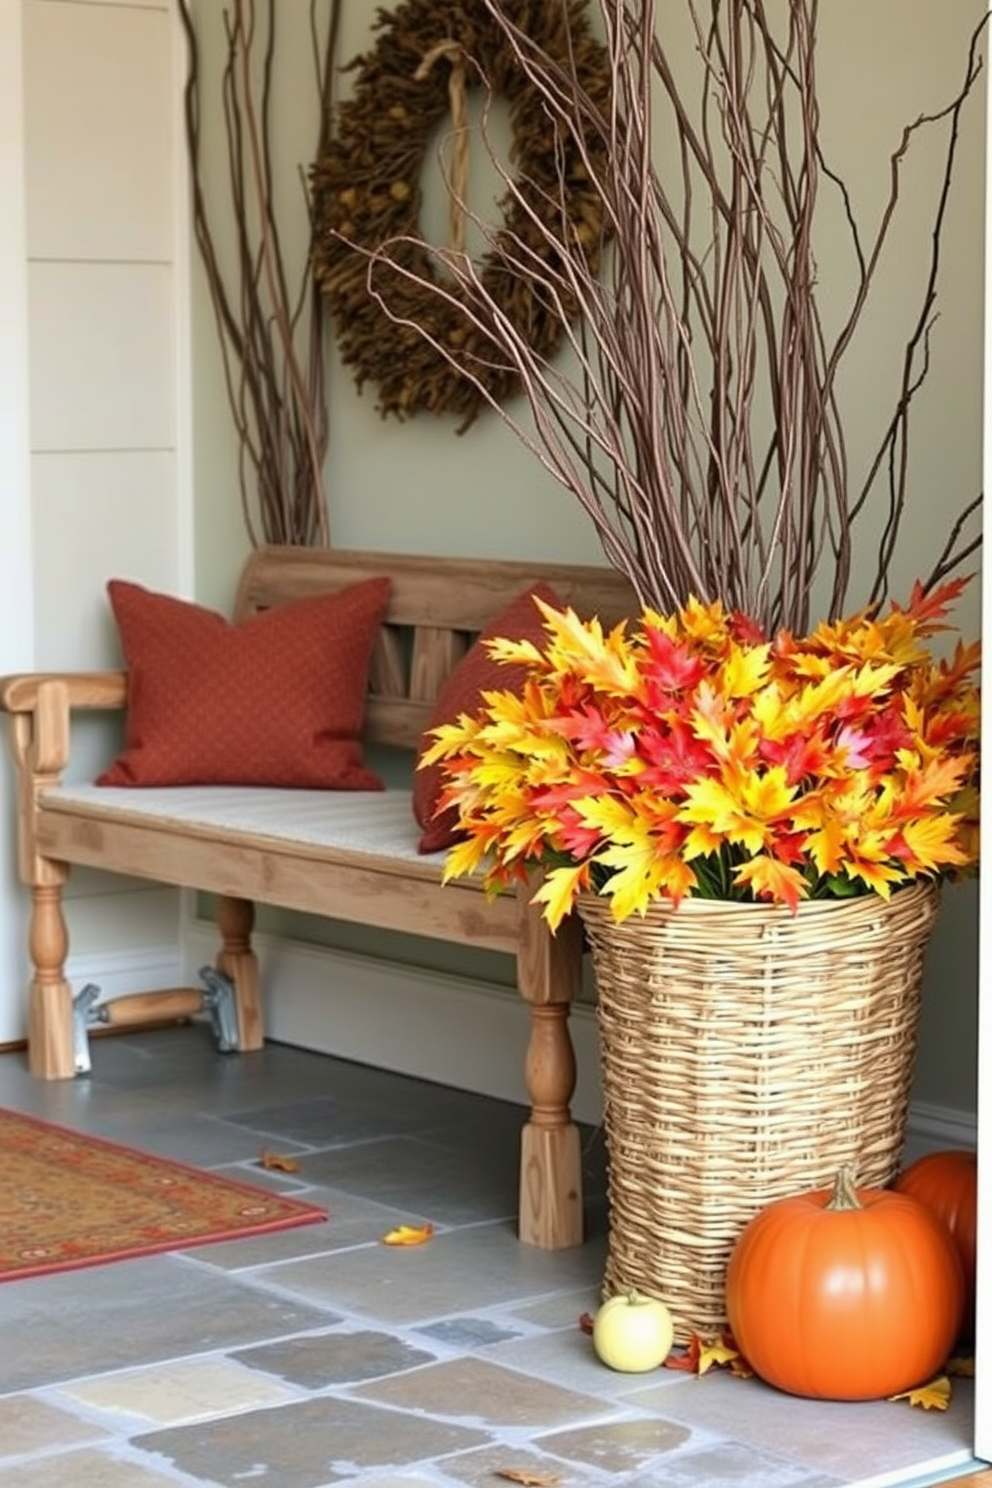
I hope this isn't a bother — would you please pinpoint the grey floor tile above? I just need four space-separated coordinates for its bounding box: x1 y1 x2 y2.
288 1133 520 1226
436 1440 606 1486
0 1029 977 1488
629 1370 976 1483
623 1439 846 1487
187 1185 414 1270
260 1219 607 1326
534 1414 695 1473
414 1316 524 1349
0 1447 199 1488
0 1255 336 1392
136 1395 492 1487
0 1397 112 1455
351 1355 619 1430
54 1354 302 1428
234 1327 438 1387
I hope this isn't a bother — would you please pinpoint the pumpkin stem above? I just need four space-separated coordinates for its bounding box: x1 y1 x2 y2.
826 1165 863 1212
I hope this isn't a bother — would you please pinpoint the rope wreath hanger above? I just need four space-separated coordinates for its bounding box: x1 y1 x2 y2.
310 0 612 428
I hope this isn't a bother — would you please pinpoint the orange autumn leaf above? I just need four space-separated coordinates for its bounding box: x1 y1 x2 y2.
495 1470 562 1486
381 1222 434 1247
257 1150 301 1173
889 1374 952 1411
946 1355 975 1377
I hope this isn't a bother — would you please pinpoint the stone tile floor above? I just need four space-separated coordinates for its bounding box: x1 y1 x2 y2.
0 1025 978 1488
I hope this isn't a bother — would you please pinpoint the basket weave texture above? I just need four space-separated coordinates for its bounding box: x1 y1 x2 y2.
579 882 939 1342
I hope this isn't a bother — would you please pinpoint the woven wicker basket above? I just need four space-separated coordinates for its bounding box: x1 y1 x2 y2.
578 882 940 1342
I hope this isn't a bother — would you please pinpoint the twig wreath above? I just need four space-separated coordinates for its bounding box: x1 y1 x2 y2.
310 0 612 428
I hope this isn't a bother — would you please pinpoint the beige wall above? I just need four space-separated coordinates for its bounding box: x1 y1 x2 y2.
0 2 983 1124
190 1 985 1120
0 0 192 1042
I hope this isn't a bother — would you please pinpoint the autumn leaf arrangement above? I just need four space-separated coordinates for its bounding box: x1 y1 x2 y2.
423 579 980 925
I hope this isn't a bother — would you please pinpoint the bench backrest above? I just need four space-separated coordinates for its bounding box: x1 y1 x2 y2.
235 545 638 750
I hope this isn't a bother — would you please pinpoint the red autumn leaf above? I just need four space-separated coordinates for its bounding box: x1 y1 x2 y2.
578 1311 595 1335
665 1333 702 1372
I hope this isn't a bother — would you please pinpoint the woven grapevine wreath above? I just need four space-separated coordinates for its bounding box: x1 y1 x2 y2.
310 0 611 427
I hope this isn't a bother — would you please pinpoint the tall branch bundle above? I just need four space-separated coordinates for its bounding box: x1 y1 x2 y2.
178 0 340 547
356 0 984 632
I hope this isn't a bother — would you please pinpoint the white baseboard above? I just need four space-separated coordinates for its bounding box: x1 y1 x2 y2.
184 918 606 1122
66 943 187 1004
184 920 978 1152
903 1099 977 1156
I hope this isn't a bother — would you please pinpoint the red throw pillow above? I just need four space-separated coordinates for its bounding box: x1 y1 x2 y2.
414 583 561 853
96 576 391 789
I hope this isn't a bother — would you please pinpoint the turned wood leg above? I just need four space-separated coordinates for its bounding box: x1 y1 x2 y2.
216 894 264 1051
27 881 75 1079
516 894 585 1249
520 1003 583 1249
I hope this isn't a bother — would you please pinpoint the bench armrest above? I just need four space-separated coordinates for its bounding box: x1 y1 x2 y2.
0 670 127 714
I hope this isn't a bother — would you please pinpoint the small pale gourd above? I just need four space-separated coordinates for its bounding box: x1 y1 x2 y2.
592 1288 674 1372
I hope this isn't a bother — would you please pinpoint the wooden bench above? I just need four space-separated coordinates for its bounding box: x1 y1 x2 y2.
1 545 635 1250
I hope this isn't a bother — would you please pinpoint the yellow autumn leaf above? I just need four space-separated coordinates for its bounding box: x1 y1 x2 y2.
442 834 492 884
381 1222 434 1247
697 1338 743 1376
898 814 970 872
719 641 772 697
594 844 697 919
889 1374 952 1411
534 605 642 694
532 863 589 930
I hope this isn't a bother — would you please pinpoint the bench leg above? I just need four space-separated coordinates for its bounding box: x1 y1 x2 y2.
216 895 264 1051
27 880 76 1079
516 895 584 1249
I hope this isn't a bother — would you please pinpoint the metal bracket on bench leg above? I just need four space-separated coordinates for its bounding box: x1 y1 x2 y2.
197 967 240 1053
73 983 102 1075
69 971 242 1075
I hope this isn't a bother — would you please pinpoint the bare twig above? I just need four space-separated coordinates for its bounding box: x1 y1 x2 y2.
334 0 984 632
177 0 339 547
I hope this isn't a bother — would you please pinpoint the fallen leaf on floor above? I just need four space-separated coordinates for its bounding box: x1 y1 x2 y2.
578 1311 594 1335
946 1354 975 1377
889 1375 952 1411
257 1150 301 1172
665 1330 750 1377
381 1222 434 1246
697 1335 744 1376
665 1333 702 1372
494 1469 561 1486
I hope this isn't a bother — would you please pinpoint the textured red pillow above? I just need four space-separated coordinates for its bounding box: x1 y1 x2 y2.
414 583 562 853
96 576 391 789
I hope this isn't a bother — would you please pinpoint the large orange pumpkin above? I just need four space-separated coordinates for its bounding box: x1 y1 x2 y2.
895 1148 977 1342
726 1167 964 1400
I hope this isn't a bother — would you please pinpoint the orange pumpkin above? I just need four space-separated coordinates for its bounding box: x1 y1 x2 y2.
725 1167 964 1400
895 1149 977 1342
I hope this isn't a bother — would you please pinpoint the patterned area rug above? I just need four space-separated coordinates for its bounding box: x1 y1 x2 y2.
0 1108 326 1280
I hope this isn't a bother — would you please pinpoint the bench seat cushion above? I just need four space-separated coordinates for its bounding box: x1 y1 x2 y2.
44 785 447 867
